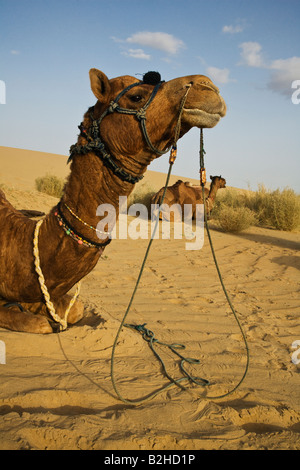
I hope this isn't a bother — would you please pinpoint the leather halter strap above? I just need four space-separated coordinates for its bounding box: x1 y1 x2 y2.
99 80 167 155
69 80 168 184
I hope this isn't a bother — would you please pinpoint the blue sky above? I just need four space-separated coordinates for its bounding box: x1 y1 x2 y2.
1 0 299 191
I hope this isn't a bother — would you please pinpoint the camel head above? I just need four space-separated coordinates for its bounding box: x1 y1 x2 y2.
87 69 226 168
210 175 227 188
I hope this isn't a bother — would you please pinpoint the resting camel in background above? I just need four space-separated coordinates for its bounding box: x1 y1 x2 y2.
0 68 226 333
151 175 226 220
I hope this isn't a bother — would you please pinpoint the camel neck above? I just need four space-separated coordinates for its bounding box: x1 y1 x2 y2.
58 150 145 245
208 183 219 202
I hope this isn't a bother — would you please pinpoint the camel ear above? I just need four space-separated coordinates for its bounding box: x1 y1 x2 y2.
89 69 111 102
210 175 213 180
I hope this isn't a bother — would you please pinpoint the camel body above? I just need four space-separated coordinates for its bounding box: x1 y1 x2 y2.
152 175 226 220
0 69 226 333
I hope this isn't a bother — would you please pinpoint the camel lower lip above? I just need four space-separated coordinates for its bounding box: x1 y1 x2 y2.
183 108 221 128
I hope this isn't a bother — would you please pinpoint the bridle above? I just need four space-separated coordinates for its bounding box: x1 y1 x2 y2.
50 73 193 252
61 74 219 249
68 73 188 184
94 79 168 155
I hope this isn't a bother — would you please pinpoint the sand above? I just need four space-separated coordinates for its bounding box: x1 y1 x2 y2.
0 146 299 450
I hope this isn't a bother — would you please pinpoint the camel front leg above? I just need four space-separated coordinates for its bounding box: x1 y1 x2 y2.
0 305 53 334
21 295 85 326
0 294 84 334
52 295 85 325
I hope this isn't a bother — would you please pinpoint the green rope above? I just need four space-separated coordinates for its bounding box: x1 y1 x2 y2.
110 129 250 405
110 160 176 404
202 193 250 399
199 131 250 399
124 323 210 390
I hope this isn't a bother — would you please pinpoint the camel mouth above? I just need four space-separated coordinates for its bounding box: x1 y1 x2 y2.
182 94 226 129
182 108 222 129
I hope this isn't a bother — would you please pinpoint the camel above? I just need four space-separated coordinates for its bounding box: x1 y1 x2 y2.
151 175 226 220
205 175 226 215
0 68 226 333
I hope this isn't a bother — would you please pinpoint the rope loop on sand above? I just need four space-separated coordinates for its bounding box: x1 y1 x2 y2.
110 129 250 404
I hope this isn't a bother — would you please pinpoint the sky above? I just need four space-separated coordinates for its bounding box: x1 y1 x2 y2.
0 0 299 192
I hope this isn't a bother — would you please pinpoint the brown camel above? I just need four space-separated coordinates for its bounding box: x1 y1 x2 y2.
205 175 226 214
0 69 226 333
151 175 226 220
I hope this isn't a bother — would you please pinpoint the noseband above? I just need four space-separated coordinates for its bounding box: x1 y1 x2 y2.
69 73 170 184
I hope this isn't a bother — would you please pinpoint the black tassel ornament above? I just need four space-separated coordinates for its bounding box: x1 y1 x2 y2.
142 71 162 85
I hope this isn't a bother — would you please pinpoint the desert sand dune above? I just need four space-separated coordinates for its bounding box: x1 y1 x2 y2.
0 146 299 450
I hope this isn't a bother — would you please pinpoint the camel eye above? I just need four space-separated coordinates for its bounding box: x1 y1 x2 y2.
129 94 143 103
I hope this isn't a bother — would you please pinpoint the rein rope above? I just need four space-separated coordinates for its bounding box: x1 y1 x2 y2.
31 75 249 397
110 128 250 404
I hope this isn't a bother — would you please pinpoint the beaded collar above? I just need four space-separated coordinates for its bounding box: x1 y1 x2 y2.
54 203 111 249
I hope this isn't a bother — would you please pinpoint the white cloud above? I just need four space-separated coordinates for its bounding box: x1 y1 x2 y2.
238 41 300 97
268 57 300 97
206 66 235 84
10 50 20 55
222 24 243 34
239 42 265 67
125 31 185 55
122 48 151 60
111 36 123 44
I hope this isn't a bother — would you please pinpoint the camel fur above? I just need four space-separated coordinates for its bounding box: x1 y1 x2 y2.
0 68 226 333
